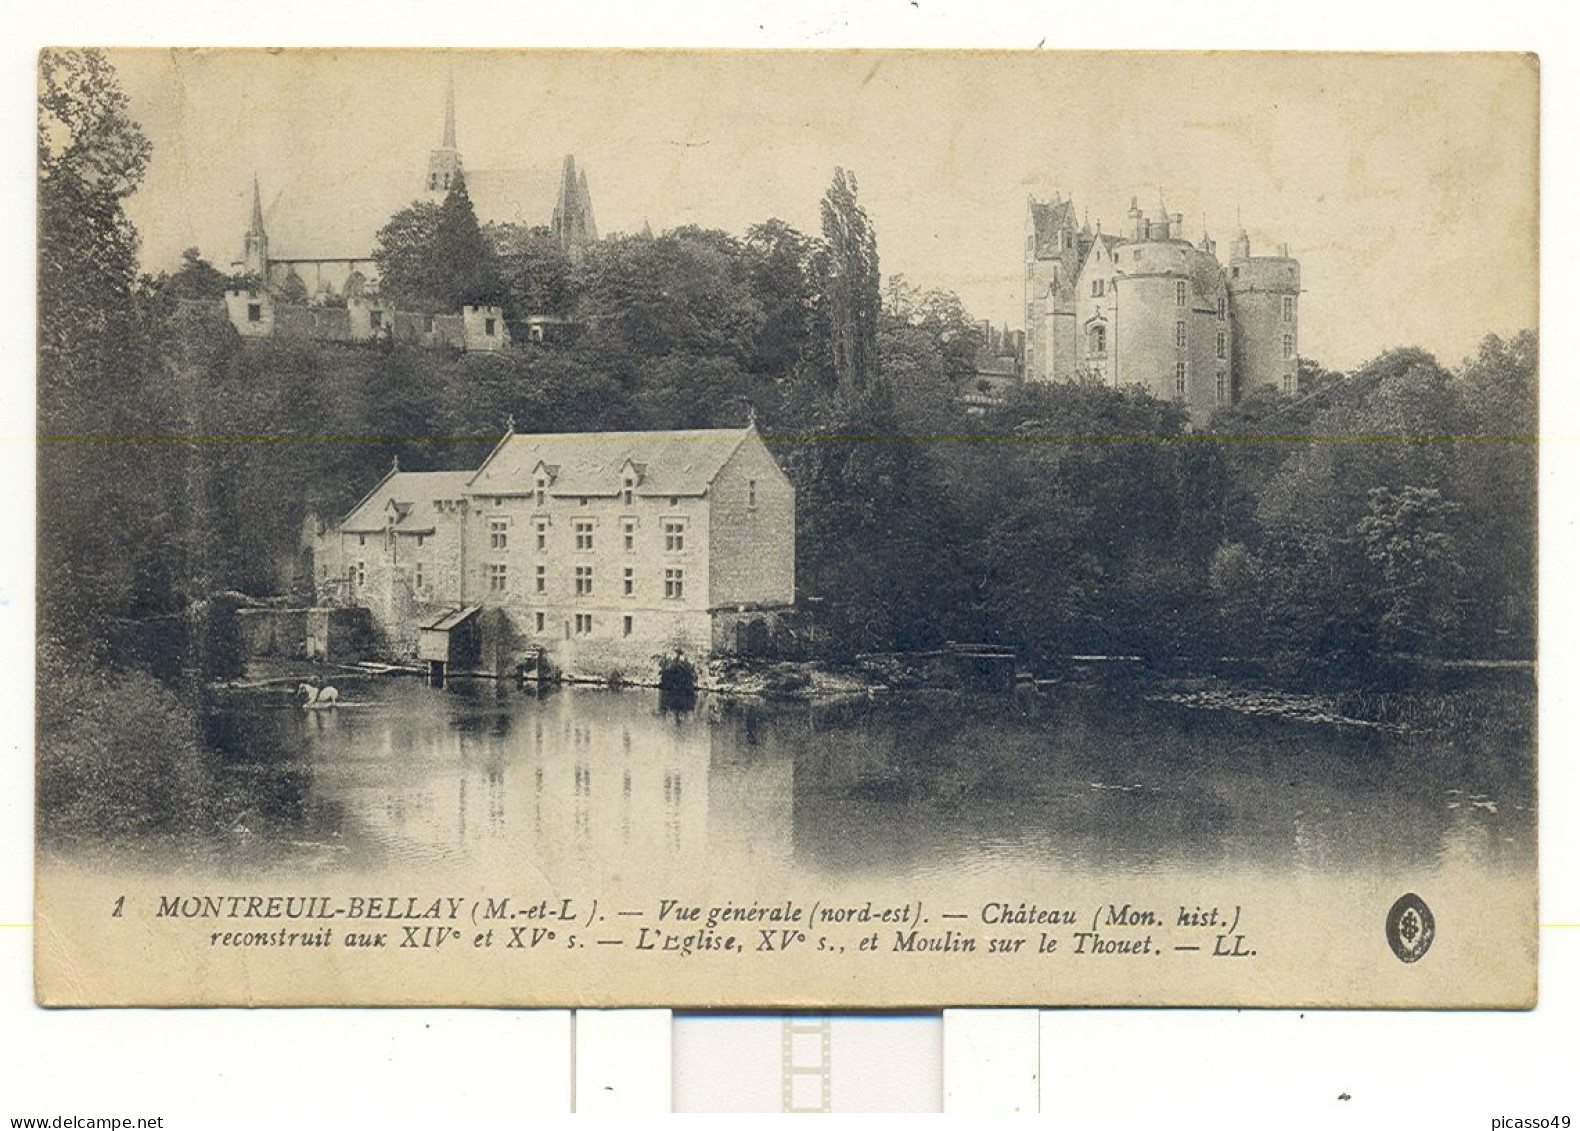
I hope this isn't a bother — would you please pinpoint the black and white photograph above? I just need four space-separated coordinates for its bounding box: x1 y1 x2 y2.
32 48 1538 1012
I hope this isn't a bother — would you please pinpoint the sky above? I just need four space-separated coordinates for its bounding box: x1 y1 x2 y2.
109 49 1537 371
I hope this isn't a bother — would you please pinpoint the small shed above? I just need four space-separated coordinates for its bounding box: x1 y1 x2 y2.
418 606 482 678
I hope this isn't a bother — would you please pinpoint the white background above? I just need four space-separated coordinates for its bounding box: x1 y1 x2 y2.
2 1 1576 1123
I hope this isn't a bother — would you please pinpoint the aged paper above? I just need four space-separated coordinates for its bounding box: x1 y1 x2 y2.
35 49 1538 1008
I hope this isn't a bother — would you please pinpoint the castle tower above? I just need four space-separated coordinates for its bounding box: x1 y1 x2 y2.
551 155 598 262
242 175 269 281
1227 228 1301 397
425 75 464 195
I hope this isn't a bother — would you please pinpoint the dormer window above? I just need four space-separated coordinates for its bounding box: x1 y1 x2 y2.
623 478 634 506
535 479 546 506
1090 279 1103 297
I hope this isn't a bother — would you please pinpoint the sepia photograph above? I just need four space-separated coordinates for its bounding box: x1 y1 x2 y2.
33 48 1537 1009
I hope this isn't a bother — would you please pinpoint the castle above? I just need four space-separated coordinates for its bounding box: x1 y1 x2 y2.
1024 194 1301 422
226 77 599 345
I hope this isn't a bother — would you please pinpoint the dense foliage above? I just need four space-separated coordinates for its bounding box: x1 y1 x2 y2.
40 51 1538 697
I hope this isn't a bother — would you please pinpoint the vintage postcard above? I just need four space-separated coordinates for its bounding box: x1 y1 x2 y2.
34 49 1537 1008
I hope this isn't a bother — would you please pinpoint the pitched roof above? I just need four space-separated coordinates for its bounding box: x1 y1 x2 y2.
339 470 476 533
1028 197 1076 258
469 428 753 498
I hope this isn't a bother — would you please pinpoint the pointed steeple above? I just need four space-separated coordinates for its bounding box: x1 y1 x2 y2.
242 174 270 280
552 155 598 262
425 75 464 195
442 71 457 150
248 175 266 237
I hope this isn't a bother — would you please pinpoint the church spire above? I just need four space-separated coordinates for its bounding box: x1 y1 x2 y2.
552 155 598 262
248 174 266 237
442 71 457 150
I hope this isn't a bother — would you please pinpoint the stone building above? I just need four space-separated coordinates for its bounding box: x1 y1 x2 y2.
1024 193 1301 423
314 422 795 680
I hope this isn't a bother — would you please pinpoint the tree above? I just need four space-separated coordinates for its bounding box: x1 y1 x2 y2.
487 222 577 318
38 48 152 417
743 219 819 378
159 247 233 300
1357 486 1464 653
817 168 881 395
371 176 503 311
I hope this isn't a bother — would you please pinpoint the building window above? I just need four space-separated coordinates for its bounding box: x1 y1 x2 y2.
416 535 425 548
1175 321 1187 349
370 310 383 330
748 479 757 509
1282 295 1295 322
1175 362 1187 396
623 478 634 506
535 520 547 552
535 611 545 633
1176 280 1187 306
489 519 508 550
574 520 594 551
1216 372 1227 403
663 520 685 552
575 565 593 596
414 563 424 589
623 615 633 638
494 497 502 507
535 479 546 506
622 519 635 552
1216 331 1227 360
355 561 365 587
1090 278 1103 297
669 497 679 507
575 613 593 636
488 563 507 592
535 564 546 593
1217 297 1226 321
484 317 496 336
623 567 634 596
423 314 435 333
1089 325 1106 354
1283 334 1295 359
247 302 262 323
1282 373 1295 396
664 568 685 600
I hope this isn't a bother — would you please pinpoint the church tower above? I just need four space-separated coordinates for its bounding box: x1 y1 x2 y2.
242 175 269 281
551 155 598 262
425 75 464 195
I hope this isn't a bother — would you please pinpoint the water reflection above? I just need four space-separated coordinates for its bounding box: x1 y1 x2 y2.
200 679 1533 885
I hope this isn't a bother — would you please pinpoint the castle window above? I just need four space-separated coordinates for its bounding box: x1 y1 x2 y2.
489 519 508 551
664 569 685 600
1282 295 1295 322
535 479 546 506
1283 334 1295 359
623 567 634 596
1283 373 1295 396
488 564 507 592
355 561 365 587
1176 281 1187 306
535 564 546 593
1176 321 1187 349
535 611 546 633
485 318 497 336
1175 362 1187 396
247 302 262 323
575 565 593 596
623 615 634 638
748 479 757 509
359 534 366 547
535 520 547 552
574 520 594 551
1232 266 1240 279
663 520 685 553
1091 279 1103 297
424 315 435 333
1089 325 1106 354
575 613 593 636
369 310 383 330
1216 372 1227 403
1216 331 1227 360
1217 297 1226 321
414 563 424 590
623 519 636 552
623 478 634 505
